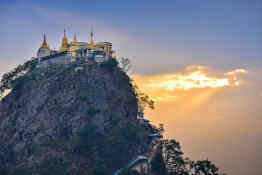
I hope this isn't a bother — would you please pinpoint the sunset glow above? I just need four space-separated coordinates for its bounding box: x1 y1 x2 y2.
225 69 248 76
147 71 229 91
1 1 261 174
132 66 247 102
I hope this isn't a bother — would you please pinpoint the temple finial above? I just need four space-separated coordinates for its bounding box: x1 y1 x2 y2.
40 33 49 48
90 28 95 49
73 33 77 42
60 30 69 51
70 32 78 47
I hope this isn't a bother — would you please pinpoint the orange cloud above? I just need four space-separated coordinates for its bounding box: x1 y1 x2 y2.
185 65 208 71
225 69 248 76
146 71 229 90
132 66 247 102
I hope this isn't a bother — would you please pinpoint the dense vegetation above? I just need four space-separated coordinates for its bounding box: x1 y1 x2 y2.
75 120 150 172
0 59 37 96
150 139 226 175
0 58 157 175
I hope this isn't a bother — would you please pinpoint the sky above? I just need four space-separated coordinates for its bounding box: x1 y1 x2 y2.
0 0 262 174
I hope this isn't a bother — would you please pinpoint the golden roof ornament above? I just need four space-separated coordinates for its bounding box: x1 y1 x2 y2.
60 29 69 52
70 33 78 46
40 34 49 49
90 29 95 49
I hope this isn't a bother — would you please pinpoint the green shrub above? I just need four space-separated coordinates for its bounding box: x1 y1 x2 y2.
151 152 167 175
119 169 142 175
75 124 98 155
59 122 72 139
0 59 37 95
78 91 89 100
92 161 107 175
87 107 100 116
100 59 119 69
40 159 70 175
101 122 146 169
11 168 28 175
0 166 8 175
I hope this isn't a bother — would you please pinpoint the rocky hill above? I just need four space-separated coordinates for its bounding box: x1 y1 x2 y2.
0 60 155 175
0 59 227 175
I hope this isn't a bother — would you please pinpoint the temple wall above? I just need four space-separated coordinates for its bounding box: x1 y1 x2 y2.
37 55 70 68
36 47 109 68
46 55 70 64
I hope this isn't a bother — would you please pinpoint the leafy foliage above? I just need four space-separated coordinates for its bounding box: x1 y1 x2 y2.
75 123 99 155
92 159 107 175
162 139 226 175
87 107 100 116
101 121 147 169
78 91 89 100
119 168 143 175
131 82 154 117
100 58 119 69
73 119 148 172
0 59 37 96
151 152 167 175
39 159 70 175
0 166 8 175
119 57 132 73
10 168 28 175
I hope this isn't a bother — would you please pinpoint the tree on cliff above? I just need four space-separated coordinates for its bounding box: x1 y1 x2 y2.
0 59 37 96
161 139 226 175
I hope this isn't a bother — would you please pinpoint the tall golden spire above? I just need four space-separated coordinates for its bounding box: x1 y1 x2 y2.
73 33 77 43
60 29 68 52
90 29 95 49
40 34 49 49
70 33 78 46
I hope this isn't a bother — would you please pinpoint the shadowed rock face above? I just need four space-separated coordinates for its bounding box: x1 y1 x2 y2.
0 63 144 174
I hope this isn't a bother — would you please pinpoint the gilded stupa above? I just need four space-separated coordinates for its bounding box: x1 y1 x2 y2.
59 30 69 52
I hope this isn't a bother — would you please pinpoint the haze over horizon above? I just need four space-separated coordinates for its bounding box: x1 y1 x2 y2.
1 1 262 175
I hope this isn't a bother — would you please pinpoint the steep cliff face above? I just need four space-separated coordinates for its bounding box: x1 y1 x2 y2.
0 62 151 175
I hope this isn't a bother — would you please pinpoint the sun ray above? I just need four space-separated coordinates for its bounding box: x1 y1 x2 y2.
131 66 247 103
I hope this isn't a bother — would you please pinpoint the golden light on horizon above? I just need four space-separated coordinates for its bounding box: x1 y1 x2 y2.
225 69 248 76
147 71 229 91
132 66 247 103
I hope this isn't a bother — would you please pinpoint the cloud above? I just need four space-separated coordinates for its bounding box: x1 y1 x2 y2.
185 65 209 71
132 66 247 102
225 69 248 76
146 71 229 90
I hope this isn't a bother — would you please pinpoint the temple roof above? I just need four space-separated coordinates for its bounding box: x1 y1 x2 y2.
40 34 49 49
